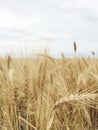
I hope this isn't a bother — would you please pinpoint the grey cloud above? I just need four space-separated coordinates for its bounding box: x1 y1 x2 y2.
0 28 36 40
40 36 55 42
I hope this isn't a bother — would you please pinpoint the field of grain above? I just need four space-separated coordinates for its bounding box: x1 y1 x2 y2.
0 53 98 130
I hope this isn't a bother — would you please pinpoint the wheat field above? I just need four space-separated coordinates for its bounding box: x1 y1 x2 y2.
0 52 98 130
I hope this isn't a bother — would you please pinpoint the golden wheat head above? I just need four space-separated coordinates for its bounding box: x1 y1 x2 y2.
92 51 95 55
74 41 77 52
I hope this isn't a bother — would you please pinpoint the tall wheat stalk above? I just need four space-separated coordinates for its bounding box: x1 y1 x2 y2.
74 41 77 58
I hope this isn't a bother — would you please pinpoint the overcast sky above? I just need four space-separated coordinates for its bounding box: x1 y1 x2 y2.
0 0 98 57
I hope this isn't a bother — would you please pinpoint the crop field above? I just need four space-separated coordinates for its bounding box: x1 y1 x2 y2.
0 52 98 130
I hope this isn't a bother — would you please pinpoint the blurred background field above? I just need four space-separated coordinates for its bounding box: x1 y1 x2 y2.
0 52 98 130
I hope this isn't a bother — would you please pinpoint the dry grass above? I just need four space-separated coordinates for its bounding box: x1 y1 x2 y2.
0 54 98 130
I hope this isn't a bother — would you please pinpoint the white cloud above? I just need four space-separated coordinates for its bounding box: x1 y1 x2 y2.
0 0 98 57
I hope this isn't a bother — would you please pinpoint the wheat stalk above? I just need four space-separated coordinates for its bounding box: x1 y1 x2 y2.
74 41 77 58
74 41 77 53
7 55 11 70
